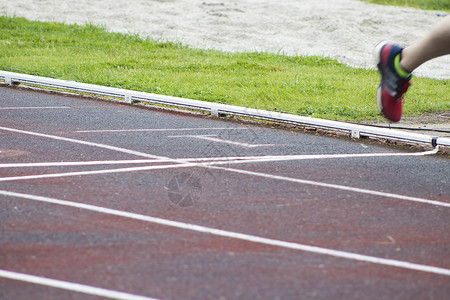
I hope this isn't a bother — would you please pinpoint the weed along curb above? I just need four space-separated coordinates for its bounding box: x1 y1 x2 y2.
1 70 449 150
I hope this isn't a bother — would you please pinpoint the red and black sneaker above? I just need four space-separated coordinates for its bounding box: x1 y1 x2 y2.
374 41 412 122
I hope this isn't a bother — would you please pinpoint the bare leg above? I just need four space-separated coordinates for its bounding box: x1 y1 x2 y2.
400 15 450 72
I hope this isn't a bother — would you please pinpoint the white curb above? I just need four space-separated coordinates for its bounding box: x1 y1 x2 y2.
1 71 448 148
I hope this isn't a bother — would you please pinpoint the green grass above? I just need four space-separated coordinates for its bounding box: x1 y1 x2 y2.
362 0 449 12
1 16 449 121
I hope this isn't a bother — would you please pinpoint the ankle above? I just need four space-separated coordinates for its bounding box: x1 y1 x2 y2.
394 54 412 79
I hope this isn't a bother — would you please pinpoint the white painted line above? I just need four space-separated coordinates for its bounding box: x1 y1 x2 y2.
209 164 450 208
0 159 166 168
0 106 71 110
73 127 249 133
0 150 445 208
1 190 449 277
0 126 169 160
0 149 437 168
0 269 159 300
0 163 197 182
1 125 444 207
0 150 436 168
169 134 275 148
193 148 440 165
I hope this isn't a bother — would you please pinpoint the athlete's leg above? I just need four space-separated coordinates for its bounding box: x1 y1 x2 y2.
374 15 450 122
400 15 450 72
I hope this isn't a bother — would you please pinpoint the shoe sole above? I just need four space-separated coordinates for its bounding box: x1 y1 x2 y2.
376 85 383 112
374 41 388 113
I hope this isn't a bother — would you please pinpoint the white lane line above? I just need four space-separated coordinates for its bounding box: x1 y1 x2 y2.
0 269 159 300
0 151 446 208
188 148 439 165
0 106 72 110
73 127 249 133
0 163 198 182
0 148 440 168
0 125 436 165
0 126 169 160
1 190 449 277
169 134 275 148
0 126 444 207
207 165 450 208
0 159 166 168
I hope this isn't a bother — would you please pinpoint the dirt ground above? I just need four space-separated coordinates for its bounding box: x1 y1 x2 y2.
367 112 450 137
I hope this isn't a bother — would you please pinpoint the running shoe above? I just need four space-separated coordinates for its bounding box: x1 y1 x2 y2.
374 41 412 122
